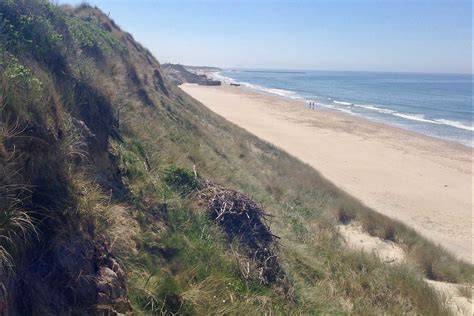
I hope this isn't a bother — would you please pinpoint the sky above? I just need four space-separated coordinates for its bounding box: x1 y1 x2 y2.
56 0 472 73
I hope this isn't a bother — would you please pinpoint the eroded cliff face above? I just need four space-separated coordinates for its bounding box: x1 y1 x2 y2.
0 2 140 313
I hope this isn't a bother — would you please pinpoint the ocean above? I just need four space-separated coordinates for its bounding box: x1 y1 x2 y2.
215 70 473 147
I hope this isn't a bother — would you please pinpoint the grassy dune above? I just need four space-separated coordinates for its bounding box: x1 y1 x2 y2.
0 1 471 314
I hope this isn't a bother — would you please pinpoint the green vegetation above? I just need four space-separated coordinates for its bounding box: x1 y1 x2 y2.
65 13 125 57
114 140 287 315
0 1 471 315
163 165 199 193
0 0 63 55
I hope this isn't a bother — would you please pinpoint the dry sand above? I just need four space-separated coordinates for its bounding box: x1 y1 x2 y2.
338 222 472 315
338 223 405 264
180 83 473 263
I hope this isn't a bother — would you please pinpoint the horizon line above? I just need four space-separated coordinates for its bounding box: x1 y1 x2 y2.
187 65 474 76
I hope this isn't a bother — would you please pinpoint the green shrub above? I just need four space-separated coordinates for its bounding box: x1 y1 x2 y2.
163 165 199 193
65 14 125 58
0 0 64 59
4 57 42 92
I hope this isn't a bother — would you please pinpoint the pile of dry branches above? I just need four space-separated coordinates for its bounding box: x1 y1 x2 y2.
197 182 290 291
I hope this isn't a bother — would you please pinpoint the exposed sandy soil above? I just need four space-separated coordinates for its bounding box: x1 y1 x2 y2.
338 223 405 264
426 279 473 316
181 83 473 264
338 223 472 316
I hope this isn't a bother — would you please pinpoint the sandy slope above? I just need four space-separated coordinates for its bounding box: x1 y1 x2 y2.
181 83 473 263
338 223 472 315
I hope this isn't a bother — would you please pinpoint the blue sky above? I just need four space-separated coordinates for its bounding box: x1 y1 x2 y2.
57 0 472 73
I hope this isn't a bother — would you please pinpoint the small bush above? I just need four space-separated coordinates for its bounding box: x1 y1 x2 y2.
65 14 125 58
163 165 198 193
0 0 66 67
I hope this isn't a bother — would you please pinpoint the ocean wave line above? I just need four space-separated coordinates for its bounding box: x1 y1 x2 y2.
216 72 473 133
214 72 302 100
333 100 353 106
333 102 473 132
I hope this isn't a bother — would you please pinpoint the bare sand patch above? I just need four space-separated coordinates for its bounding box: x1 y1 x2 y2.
338 223 405 264
338 223 472 315
425 280 473 316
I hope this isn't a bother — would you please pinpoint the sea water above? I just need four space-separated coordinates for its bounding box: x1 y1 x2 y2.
216 70 473 147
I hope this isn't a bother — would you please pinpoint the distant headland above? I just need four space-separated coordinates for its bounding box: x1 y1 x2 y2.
162 63 221 86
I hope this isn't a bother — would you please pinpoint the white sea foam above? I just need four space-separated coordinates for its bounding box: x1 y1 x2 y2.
214 72 302 99
328 101 473 133
241 82 298 99
392 113 474 132
392 113 438 124
213 72 236 83
354 104 396 114
337 108 357 115
265 87 302 99
318 103 335 109
317 102 359 115
433 119 474 131
333 100 353 106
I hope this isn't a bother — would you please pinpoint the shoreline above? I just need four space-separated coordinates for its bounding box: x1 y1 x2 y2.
240 82 472 151
211 72 473 148
181 83 473 263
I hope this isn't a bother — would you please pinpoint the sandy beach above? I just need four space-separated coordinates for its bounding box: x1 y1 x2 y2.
181 83 473 263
